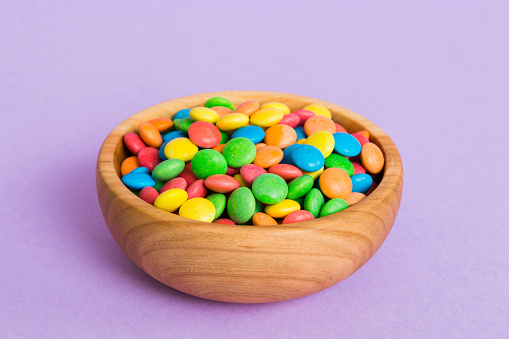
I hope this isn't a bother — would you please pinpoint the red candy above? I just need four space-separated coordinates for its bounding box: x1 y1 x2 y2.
137 147 161 172
139 186 159 205
213 218 236 225
178 163 198 186
351 133 369 146
282 210 315 224
277 113 300 128
123 132 146 155
205 174 240 193
186 179 208 199
188 121 222 148
268 164 303 181
352 162 366 175
335 123 348 133
226 166 240 176
293 109 315 126
159 177 187 193
240 164 267 186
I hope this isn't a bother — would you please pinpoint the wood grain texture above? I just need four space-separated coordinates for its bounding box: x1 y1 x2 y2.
96 91 403 303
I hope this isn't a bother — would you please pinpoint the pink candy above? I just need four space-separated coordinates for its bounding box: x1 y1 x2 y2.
240 164 267 186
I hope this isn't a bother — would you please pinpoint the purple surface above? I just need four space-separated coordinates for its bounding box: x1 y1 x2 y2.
1 1 508 337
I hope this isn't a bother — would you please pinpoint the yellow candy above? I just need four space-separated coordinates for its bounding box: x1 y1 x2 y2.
154 188 188 212
250 108 284 127
296 139 307 144
303 104 331 118
265 199 300 218
189 107 220 123
216 113 250 131
303 166 324 180
179 198 216 222
164 137 198 162
260 102 290 115
234 173 249 187
305 131 335 157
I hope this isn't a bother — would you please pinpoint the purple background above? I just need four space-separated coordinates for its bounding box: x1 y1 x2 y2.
1 1 508 337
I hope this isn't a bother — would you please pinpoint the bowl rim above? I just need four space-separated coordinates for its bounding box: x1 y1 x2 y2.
97 90 403 232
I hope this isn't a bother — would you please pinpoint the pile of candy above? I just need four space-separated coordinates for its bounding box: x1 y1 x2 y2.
120 97 385 225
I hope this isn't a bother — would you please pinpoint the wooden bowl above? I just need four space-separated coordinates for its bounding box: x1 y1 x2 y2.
96 91 403 303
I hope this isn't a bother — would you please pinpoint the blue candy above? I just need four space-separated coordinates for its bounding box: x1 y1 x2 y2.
333 132 361 157
159 141 169 160
295 126 307 140
281 144 300 165
231 125 265 144
162 130 186 142
291 144 325 172
131 167 149 174
121 171 156 190
173 108 191 120
351 173 373 194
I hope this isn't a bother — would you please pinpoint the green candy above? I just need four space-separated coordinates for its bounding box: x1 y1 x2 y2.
304 188 325 218
252 173 288 204
222 137 256 168
319 198 349 217
206 193 226 220
220 130 230 144
254 198 264 214
204 96 235 111
174 117 194 133
191 149 227 179
227 187 256 224
152 159 185 181
153 180 165 192
293 196 305 207
325 154 354 176
287 175 314 200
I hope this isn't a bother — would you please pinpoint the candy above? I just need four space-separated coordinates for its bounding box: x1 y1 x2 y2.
335 123 347 133
305 131 335 157
213 218 236 225
292 109 315 126
164 137 199 162
260 102 290 114
351 173 374 194
191 149 227 179
303 104 331 118
159 177 187 193
179 197 216 222
220 131 230 144
216 113 250 131
304 116 336 136
186 179 208 199
253 146 284 169
123 132 146 155
303 188 325 218
204 97 235 111
206 193 227 219
138 122 163 148
294 126 307 140
137 147 161 172
357 130 370 139
333 132 362 157
159 141 169 160
303 166 324 180
153 180 165 192
254 199 264 214
282 210 315 224
189 107 220 123
250 108 284 127
173 118 194 133
345 192 366 206
154 188 188 212
222 137 256 168
255 143 266 150
148 118 173 132
173 108 191 120
360 142 384 174
264 125 297 149
324 153 354 176
351 132 369 147
162 131 187 142
291 144 325 172
234 100 260 117
188 121 221 148
204 174 240 193
265 199 300 218
240 164 267 186
287 175 314 200
252 173 288 204
210 106 232 117
152 159 185 181
268 164 302 181
252 212 278 226
277 113 300 128
121 156 141 176
319 198 348 217
131 167 149 174
352 162 366 175
121 171 156 190
319 168 352 199
213 144 225 153
227 187 256 224
178 163 198 186
139 186 159 205
226 166 240 176
234 173 249 187
231 125 265 144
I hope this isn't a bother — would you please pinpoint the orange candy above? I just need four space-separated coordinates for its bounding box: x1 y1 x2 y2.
148 118 173 132
264 125 297 149
304 116 336 136
212 144 226 153
120 156 141 176
252 212 278 226
360 142 384 174
357 130 370 139
319 168 352 199
335 123 347 133
234 100 260 117
210 106 233 117
253 146 284 168
345 192 366 206
255 143 267 149
138 122 163 148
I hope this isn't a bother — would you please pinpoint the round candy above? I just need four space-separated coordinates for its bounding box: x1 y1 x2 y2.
325 153 354 176
240 164 267 186
345 192 366 206
138 122 163 148
159 177 187 193
153 180 165 192
216 113 250 131
162 130 187 142
159 141 169 160
191 149 227 179
293 109 315 126
287 175 314 200
253 146 284 169
164 137 199 162
264 199 300 218
357 130 370 139
178 163 198 186
333 132 362 157
277 113 300 128
213 144 225 153
138 147 161 172
303 166 324 180
295 126 307 140
303 104 331 118
234 100 260 117
227 187 256 224
319 168 352 199
173 108 191 120
131 167 149 174
222 137 256 168
304 116 336 136
291 144 325 172
121 171 156 190
268 164 303 181
252 173 288 204
351 132 369 146
305 131 335 158
148 118 173 132
204 174 240 193
254 198 264 214
303 188 325 218
360 142 384 174
250 108 284 127
231 125 265 144
352 162 366 175
179 197 216 222
220 130 230 144
281 144 299 165
186 179 208 199
213 218 236 225
188 121 221 148
351 173 374 194
139 186 159 205
204 97 235 111
255 143 266 149
282 210 315 224
234 173 249 187
206 193 227 219
260 102 290 114
319 198 348 217
121 156 140 176
252 212 278 226
210 106 232 117
152 159 185 181
264 125 297 149
154 188 188 212
189 107 220 123
123 132 146 155
335 123 348 133
173 118 194 133
226 166 240 176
